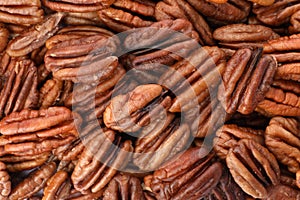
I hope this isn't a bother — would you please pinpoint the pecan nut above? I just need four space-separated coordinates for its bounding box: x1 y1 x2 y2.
0 162 10 199
226 139 280 198
103 173 146 200
218 48 277 114
6 13 64 57
0 24 8 53
265 117 300 173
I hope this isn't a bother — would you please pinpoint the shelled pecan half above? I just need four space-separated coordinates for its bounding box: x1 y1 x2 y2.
71 124 133 194
6 13 64 57
218 47 277 115
0 57 38 119
42 0 115 12
104 84 172 133
0 0 44 25
0 162 10 199
133 114 190 171
0 24 8 53
150 147 223 199
265 117 300 173
226 139 280 198
103 173 145 200
208 0 274 6
213 124 264 159
0 106 81 156
9 162 56 200
98 0 156 32
64 12 104 26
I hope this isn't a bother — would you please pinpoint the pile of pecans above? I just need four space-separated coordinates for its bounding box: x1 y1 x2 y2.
0 0 299 199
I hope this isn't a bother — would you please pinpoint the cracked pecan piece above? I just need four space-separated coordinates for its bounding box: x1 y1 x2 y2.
213 124 264 159
0 162 10 200
103 173 146 200
150 147 223 200
0 57 38 119
155 0 214 45
226 139 280 199
9 162 56 200
71 124 133 194
265 117 300 173
218 48 277 115
0 106 81 156
98 0 155 32
0 0 43 25
45 26 119 83
6 13 64 57
133 114 190 171
42 0 115 12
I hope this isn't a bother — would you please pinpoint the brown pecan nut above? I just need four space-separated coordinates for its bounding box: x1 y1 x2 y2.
98 0 155 32
6 13 64 57
226 139 280 199
0 24 8 53
150 147 223 200
42 0 115 12
0 57 38 119
0 0 43 25
213 124 264 159
256 79 300 116
0 162 10 199
31 46 48 66
42 170 72 200
103 173 145 200
71 124 133 194
289 10 300 34
0 106 81 156
265 184 300 200
218 48 277 115
253 0 300 26
0 153 49 172
133 114 190 171
265 117 300 173
44 27 119 83
297 170 300 189
64 12 104 26
104 84 172 132
9 162 56 200
155 0 214 45
210 0 274 5
213 24 279 49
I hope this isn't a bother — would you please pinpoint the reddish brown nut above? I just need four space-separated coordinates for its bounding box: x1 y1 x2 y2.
64 12 104 26
9 162 56 200
0 24 8 53
103 173 146 200
42 0 115 12
213 124 264 159
265 184 300 200
104 84 172 132
150 147 223 199
226 139 280 199
133 114 190 171
297 170 300 189
0 162 10 199
265 117 300 173
0 0 43 25
6 13 64 57
155 0 214 45
207 0 274 6
218 48 277 115
275 63 300 82
31 47 48 66
0 106 81 156
42 171 72 200
0 57 38 119
71 124 133 194
98 0 155 32
0 153 49 172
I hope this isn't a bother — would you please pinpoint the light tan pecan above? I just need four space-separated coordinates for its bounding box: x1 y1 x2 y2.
265 117 300 173
0 57 38 119
98 0 155 32
9 162 56 200
42 0 115 12
218 48 277 115
0 106 81 156
133 114 190 171
0 0 43 25
226 139 280 199
103 173 146 200
6 13 64 57
213 124 264 159
0 162 10 200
